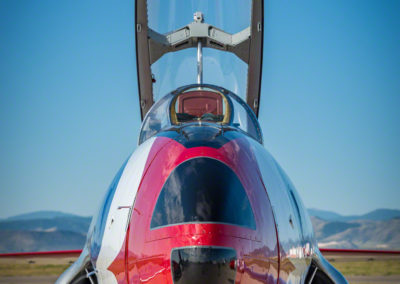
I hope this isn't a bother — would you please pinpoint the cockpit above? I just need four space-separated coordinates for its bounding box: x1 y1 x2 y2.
139 84 263 145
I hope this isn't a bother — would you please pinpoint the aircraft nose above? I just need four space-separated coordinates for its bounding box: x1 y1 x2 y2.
170 246 237 284
125 144 279 283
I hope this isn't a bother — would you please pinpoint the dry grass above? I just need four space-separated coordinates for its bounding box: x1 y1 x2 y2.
0 256 399 278
0 263 69 277
332 259 400 276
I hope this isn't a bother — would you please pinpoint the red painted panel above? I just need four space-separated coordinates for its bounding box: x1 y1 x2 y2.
107 136 279 283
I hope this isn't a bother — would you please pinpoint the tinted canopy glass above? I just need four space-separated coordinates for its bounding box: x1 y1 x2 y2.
150 157 256 230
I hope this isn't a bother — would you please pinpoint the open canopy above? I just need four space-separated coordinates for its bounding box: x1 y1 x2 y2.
135 0 264 119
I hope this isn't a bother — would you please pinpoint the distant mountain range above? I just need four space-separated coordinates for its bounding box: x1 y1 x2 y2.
0 209 399 253
308 208 400 249
308 208 400 222
3 210 84 221
0 211 91 253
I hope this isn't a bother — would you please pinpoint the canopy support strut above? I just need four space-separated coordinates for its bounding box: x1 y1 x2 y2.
197 41 203 84
195 12 204 85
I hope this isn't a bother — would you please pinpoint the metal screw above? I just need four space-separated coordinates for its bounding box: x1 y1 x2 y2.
193 11 204 23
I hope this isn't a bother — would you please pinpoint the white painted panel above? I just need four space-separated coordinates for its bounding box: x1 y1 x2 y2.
96 137 155 283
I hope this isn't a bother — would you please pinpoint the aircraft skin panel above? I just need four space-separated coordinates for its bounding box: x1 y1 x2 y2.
57 108 347 283
99 128 344 284
95 137 156 283
88 161 129 269
104 134 279 283
251 140 313 283
55 83 347 283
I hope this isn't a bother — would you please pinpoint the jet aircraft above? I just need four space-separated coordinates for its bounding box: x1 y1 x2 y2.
57 1 348 283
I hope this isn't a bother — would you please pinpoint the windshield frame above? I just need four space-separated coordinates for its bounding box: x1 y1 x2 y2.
138 84 263 145
135 0 264 119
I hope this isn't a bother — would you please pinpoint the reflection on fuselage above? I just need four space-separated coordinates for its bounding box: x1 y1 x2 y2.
57 85 347 284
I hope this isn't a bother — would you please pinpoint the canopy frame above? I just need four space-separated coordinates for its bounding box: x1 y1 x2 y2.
135 0 263 119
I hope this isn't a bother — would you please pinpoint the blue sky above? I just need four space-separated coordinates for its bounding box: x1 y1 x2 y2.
0 0 399 218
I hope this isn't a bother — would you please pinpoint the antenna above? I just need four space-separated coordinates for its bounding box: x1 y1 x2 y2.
194 12 204 85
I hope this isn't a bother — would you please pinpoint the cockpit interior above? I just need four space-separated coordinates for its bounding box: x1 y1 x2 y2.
171 89 229 124
139 85 263 145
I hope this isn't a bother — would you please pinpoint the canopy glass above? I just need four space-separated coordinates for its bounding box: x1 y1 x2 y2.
135 0 263 118
147 0 251 34
148 1 250 101
139 85 263 145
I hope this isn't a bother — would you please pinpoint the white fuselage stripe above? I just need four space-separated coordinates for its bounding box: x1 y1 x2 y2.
96 138 155 284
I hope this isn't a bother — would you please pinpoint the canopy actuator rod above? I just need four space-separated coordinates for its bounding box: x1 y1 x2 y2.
194 12 204 84
197 40 203 84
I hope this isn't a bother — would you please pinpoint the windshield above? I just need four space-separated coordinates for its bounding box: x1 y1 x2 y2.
139 94 173 144
139 85 263 145
147 0 251 101
230 95 261 142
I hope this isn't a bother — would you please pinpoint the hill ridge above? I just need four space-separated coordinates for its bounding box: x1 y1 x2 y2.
1 209 399 253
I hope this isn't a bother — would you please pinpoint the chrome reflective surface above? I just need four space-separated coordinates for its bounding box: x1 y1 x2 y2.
55 246 91 284
251 140 314 283
171 247 237 284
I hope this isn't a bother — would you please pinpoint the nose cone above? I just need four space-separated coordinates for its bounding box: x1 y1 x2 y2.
117 136 279 283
